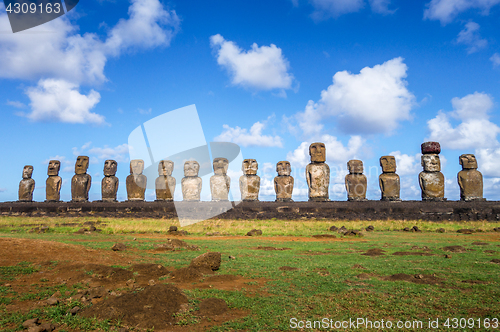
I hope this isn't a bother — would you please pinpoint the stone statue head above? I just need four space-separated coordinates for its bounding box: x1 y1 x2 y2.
47 160 60 176
213 158 229 175
309 142 326 163
421 154 441 172
158 160 174 176
380 156 396 173
276 161 291 176
347 160 364 174
22 165 33 179
103 160 117 176
459 154 477 170
75 156 89 175
130 159 144 175
184 160 200 177
242 159 258 175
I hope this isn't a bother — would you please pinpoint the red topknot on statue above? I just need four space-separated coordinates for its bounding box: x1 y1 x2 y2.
421 142 441 155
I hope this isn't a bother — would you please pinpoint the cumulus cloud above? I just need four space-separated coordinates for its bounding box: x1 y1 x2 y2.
6 100 26 108
88 144 130 163
456 22 488 53
491 53 500 67
309 0 364 20
210 34 295 93
368 0 396 14
424 0 500 24
0 0 179 124
389 151 421 175
476 148 500 177
24 79 103 124
214 117 283 148
295 57 415 136
426 92 500 149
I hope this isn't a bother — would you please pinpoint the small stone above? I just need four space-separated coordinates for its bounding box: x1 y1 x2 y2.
412 226 421 232
190 252 222 271
37 323 56 331
22 318 39 328
491 259 500 264
329 226 338 232
68 306 80 315
366 225 374 232
148 279 155 286
228 255 236 260
246 229 262 236
403 227 411 232
457 229 474 234
4 283 11 287
111 243 126 251
414 274 424 279
445 254 452 258
126 279 135 287
89 226 97 232
46 297 58 305
169 226 178 232
436 228 446 233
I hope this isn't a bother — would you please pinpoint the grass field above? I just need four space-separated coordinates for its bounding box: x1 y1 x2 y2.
0 217 499 331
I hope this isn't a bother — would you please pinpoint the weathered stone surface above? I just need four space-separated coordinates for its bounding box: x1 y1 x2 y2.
45 160 62 202
458 154 484 201
240 159 260 201
419 154 445 201
102 160 118 202
345 160 367 201
126 160 147 201
19 165 35 202
306 143 329 202
210 158 230 201
111 243 126 251
71 156 91 202
155 160 175 201
379 156 400 201
190 252 221 271
274 161 294 202
421 141 441 154
182 160 202 201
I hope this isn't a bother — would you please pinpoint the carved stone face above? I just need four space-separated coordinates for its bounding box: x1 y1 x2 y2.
75 156 89 175
242 159 258 175
380 156 396 173
158 160 174 176
422 154 441 172
103 160 117 176
347 160 364 174
277 161 291 176
47 160 60 176
184 160 200 177
459 154 478 170
22 165 33 179
213 158 229 175
309 143 326 163
130 159 144 175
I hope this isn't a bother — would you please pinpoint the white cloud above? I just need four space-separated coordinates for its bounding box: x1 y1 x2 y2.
23 79 103 124
88 144 130 163
426 92 500 149
424 0 500 25
138 108 152 115
456 22 487 53
214 117 283 148
286 134 365 168
389 151 421 175
309 0 365 20
491 53 500 67
210 34 295 92
476 148 500 177
6 100 25 108
368 0 396 14
295 57 415 136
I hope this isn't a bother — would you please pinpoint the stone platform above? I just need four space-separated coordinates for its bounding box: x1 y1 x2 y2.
2 200 500 221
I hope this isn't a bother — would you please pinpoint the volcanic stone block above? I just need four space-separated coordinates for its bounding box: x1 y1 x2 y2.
379 155 401 201
210 158 230 201
72 156 91 202
345 160 367 201
274 161 294 202
18 165 35 202
182 160 202 201
240 159 260 201
102 160 119 202
156 160 176 201
458 154 484 201
419 153 445 201
46 160 62 202
126 159 147 201
306 142 330 202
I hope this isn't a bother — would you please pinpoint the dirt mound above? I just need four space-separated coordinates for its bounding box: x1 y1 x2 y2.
492 259 500 264
312 234 337 238
81 284 187 329
352 264 366 269
484 250 497 254
279 266 299 271
254 246 291 251
356 273 376 280
198 298 228 316
155 239 199 251
443 246 467 253
361 248 386 256
246 229 262 236
131 264 170 279
382 273 442 285
203 275 239 283
55 263 134 286
392 252 435 256
170 266 206 282
457 229 474 234
472 242 489 246
190 252 221 271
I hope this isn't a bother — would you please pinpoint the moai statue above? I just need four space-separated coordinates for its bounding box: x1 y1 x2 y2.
306 143 330 201
18 165 35 202
274 161 294 202
239 159 260 201
101 160 119 202
345 160 367 201
155 160 176 201
210 158 230 201
458 154 484 201
71 156 92 202
182 160 202 201
126 159 147 201
419 142 445 201
379 156 401 201
46 160 62 202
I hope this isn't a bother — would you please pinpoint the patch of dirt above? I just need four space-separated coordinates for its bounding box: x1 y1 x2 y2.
352 264 367 269
197 298 229 316
279 266 299 271
484 250 497 254
471 242 489 246
361 248 386 256
492 259 500 264
356 273 377 280
154 238 199 251
462 280 488 284
170 266 210 282
314 268 330 276
254 246 291 251
392 252 435 256
443 246 467 253
312 234 337 239
382 273 442 285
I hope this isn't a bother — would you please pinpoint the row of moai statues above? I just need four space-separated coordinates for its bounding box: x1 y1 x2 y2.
18 141 484 202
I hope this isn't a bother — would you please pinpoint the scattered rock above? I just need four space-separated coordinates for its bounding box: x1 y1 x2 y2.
228 255 236 260
414 274 424 279
190 252 221 271
68 306 80 315
457 229 474 234
361 248 386 256
206 232 222 236
412 226 421 232
383 273 442 285
279 266 299 271
338 226 347 233
312 234 336 238
246 229 262 236
472 242 489 246
155 239 199 251
436 228 446 233
329 226 338 232
169 226 178 232
445 254 452 258
352 264 366 269
198 298 228 316
443 246 467 253
365 225 374 232
403 227 411 232
493 227 500 232
344 230 363 236
46 297 58 305
89 287 107 299
167 226 188 236
111 243 126 251
22 318 39 328
255 246 291 251
40 226 49 233
491 259 500 264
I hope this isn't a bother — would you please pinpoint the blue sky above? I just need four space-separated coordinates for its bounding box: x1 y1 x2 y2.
0 0 499 202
